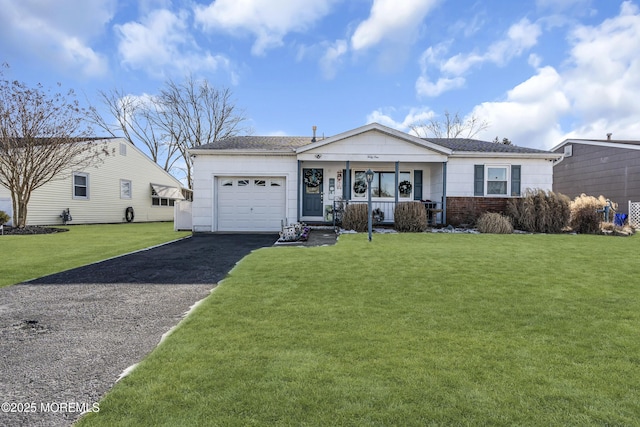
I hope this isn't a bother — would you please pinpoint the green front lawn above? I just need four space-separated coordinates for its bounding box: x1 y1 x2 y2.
0 222 190 287
79 232 640 426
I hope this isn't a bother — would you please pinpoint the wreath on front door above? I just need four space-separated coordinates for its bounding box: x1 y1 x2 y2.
304 169 323 187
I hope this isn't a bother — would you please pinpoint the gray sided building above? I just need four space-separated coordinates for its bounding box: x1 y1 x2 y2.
552 137 640 215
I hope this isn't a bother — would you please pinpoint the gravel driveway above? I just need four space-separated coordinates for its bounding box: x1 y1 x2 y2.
0 234 277 427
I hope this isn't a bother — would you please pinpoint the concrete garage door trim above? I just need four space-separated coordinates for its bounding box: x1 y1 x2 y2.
217 176 286 232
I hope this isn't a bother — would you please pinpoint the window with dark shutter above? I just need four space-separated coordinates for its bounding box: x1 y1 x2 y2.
511 165 521 196
474 165 484 196
413 170 423 201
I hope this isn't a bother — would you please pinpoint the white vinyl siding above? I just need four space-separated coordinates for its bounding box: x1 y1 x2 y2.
1 139 184 225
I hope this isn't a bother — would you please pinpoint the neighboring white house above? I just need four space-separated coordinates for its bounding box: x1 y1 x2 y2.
189 123 560 232
0 138 186 226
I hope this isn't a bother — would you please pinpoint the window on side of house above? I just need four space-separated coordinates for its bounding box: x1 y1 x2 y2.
120 179 132 199
486 167 508 195
152 197 175 207
73 172 89 199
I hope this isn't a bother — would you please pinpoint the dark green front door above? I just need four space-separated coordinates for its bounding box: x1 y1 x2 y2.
302 168 323 216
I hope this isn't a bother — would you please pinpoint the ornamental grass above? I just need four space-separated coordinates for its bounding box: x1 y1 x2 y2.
341 203 368 232
477 212 513 234
569 194 617 234
507 189 570 233
393 201 427 232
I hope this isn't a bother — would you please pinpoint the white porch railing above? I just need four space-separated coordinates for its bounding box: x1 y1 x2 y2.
332 200 442 227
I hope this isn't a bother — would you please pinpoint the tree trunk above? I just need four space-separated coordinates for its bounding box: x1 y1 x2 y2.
11 192 29 228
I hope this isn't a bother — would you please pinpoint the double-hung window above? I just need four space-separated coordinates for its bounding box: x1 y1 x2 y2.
120 179 132 199
487 167 508 195
474 165 521 196
73 172 89 199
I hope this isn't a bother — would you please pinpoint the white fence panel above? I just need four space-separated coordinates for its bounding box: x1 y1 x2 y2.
174 200 192 231
629 201 640 228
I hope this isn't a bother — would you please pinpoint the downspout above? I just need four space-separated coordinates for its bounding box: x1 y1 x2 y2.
442 162 447 225
395 162 399 204
297 160 302 223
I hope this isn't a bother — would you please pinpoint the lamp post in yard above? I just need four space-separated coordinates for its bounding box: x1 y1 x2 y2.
365 169 374 242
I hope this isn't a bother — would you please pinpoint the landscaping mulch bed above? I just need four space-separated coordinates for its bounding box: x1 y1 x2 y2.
1 226 69 235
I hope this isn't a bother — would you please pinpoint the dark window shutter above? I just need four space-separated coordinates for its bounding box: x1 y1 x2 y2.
342 169 347 199
413 170 423 201
511 165 521 196
474 165 484 196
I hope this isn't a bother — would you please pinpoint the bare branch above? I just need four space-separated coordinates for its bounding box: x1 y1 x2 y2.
411 110 489 139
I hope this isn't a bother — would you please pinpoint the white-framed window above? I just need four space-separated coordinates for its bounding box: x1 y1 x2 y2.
474 165 521 197
120 143 127 156
73 172 89 199
152 197 175 207
120 179 132 199
353 171 412 198
486 167 508 195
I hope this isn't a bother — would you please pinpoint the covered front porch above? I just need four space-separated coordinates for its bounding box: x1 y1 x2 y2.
297 160 447 226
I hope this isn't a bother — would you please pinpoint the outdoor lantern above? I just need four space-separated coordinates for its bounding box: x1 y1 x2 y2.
365 169 374 241
365 168 374 184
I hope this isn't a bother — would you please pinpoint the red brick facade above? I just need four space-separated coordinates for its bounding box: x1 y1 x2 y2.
446 197 511 226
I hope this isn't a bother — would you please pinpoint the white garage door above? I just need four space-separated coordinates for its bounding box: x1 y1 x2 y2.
217 177 286 232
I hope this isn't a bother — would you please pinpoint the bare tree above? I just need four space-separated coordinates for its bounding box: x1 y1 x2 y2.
410 110 489 139
156 76 249 188
88 89 180 173
0 65 105 227
90 75 249 188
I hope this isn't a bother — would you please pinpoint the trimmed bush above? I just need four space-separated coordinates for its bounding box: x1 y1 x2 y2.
507 189 570 233
0 210 9 226
342 203 368 232
394 202 427 232
569 194 617 234
477 212 513 234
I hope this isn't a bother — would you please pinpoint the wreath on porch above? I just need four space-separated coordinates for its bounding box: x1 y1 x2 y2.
398 180 412 196
304 169 323 187
353 180 367 195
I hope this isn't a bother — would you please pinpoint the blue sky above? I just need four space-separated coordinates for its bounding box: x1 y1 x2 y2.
1 0 639 150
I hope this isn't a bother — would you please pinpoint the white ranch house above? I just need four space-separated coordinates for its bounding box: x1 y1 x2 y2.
0 138 187 226
189 123 560 232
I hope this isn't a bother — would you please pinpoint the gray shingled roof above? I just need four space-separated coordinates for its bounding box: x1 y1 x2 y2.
425 138 552 154
198 136 313 151
196 134 553 154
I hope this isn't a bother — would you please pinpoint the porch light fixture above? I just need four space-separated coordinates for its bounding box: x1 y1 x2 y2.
365 169 374 241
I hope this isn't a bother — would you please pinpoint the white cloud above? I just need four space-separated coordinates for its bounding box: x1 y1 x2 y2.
115 9 231 79
415 76 465 97
351 0 439 51
194 0 336 56
366 107 436 133
470 0 640 149
441 18 542 76
472 66 570 149
417 18 542 98
320 40 348 79
0 0 113 77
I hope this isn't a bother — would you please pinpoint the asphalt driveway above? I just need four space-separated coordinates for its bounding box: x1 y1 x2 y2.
0 233 277 427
